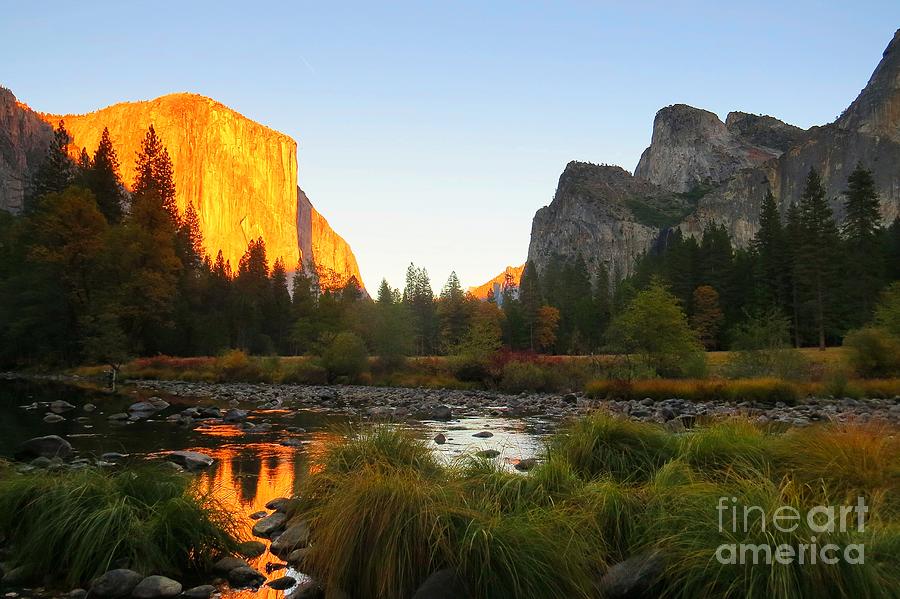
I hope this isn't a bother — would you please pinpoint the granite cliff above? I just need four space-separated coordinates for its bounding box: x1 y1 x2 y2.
0 89 363 289
468 264 525 299
528 28 900 283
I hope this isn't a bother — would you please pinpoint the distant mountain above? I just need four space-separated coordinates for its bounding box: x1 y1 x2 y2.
528 28 900 282
0 89 362 288
468 264 525 299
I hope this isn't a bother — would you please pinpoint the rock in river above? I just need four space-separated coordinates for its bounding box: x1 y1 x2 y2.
50 400 76 413
212 556 249 575
165 451 214 471
90 569 143 598
181 586 216 599
237 540 266 558
252 512 287 538
18 435 72 459
267 576 296 590
131 575 182 599
227 566 266 588
270 520 310 558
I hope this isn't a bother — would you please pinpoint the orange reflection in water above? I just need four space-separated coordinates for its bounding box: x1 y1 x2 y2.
186 425 343 599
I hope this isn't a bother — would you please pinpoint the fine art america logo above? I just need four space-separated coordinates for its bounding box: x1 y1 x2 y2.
715 496 868 565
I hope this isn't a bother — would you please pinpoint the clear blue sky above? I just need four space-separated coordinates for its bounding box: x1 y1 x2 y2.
2 1 898 291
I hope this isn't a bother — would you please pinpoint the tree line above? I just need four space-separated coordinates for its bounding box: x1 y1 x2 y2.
1 122 897 369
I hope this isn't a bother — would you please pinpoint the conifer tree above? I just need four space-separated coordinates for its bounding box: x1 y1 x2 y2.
842 164 884 324
752 190 786 309
28 121 76 209
518 260 542 350
437 271 469 351
268 258 293 354
796 169 840 350
133 125 178 222
85 127 126 223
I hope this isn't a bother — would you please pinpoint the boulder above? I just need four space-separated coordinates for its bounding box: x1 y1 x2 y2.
598 552 665 599
472 431 493 438
43 413 65 423
90 569 143 598
50 400 76 413
267 576 296 590
411 569 472 599
131 575 182 599
223 409 248 423
18 435 72 459
433 433 446 445
514 458 537 472
252 512 287 538
265 497 295 512
286 580 324 599
286 547 311 568
212 556 249 575
270 520 310 558
237 540 266 558
227 566 266 588
181 585 216 599
165 451 214 471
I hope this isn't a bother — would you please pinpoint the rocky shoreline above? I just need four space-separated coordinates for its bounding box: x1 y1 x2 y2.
123 378 900 428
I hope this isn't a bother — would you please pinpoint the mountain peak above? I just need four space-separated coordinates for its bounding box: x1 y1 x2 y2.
836 28 900 140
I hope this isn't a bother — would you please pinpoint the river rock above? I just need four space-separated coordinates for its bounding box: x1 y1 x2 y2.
50 400 76 413
598 551 665 599
265 497 295 512
131 575 182 599
286 547 311 567
411 569 472 599
43 413 65 423
227 566 265 588
212 556 249 575
286 580 324 599
252 512 287 538
237 541 266 558
267 576 296 590
433 433 446 445
83 403 97 412
472 431 493 438
223 409 248 423
90 569 143 598
66 588 88 599
181 585 216 599
165 451 214 471
476 449 500 459
270 520 310 558
514 458 537 472
18 435 72 459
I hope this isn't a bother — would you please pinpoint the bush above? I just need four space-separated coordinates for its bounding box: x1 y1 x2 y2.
723 348 810 380
281 359 328 385
321 332 369 382
214 349 262 381
843 327 900 378
0 466 237 585
586 378 801 405
447 353 491 383
499 361 547 393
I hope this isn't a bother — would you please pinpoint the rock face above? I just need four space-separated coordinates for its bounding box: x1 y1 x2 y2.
0 89 362 289
468 264 525 299
528 162 670 279
528 29 900 282
0 88 53 213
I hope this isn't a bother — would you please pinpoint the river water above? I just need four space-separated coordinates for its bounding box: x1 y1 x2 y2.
0 378 548 598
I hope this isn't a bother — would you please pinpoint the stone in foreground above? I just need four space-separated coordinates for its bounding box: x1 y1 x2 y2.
131 575 182 599
90 569 143 598
270 520 310 559
252 512 287 538
18 435 72 459
227 566 266 588
165 451 214 471
267 576 297 590
181 585 216 599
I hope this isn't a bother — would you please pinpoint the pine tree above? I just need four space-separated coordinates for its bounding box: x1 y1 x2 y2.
437 271 469 351
268 258 292 354
752 190 786 309
85 127 126 223
290 265 318 354
518 260 542 350
28 121 76 209
784 202 803 347
796 169 840 350
177 201 204 269
842 164 884 324
690 285 724 350
134 125 178 222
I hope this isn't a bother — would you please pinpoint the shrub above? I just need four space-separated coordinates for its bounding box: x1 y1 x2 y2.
725 378 801 405
214 349 262 381
499 361 547 393
586 378 801 405
723 348 810 380
676 419 773 474
447 353 491 383
0 466 237 585
321 332 369 382
281 359 328 385
843 327 900 378
548 412 674 482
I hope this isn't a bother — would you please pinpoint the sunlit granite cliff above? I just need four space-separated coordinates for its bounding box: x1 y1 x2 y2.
0 89 363 288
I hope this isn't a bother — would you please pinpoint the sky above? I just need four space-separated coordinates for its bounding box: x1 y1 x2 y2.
2 1 898 291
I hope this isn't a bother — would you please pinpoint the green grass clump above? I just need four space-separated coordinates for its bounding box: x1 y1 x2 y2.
0 465 237 586
548 412 674 482
321 425 441 478
676 419 773 474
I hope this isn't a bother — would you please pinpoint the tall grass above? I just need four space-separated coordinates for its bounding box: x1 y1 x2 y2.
0 465 237 585
290 420 900 599
547 412 674 482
